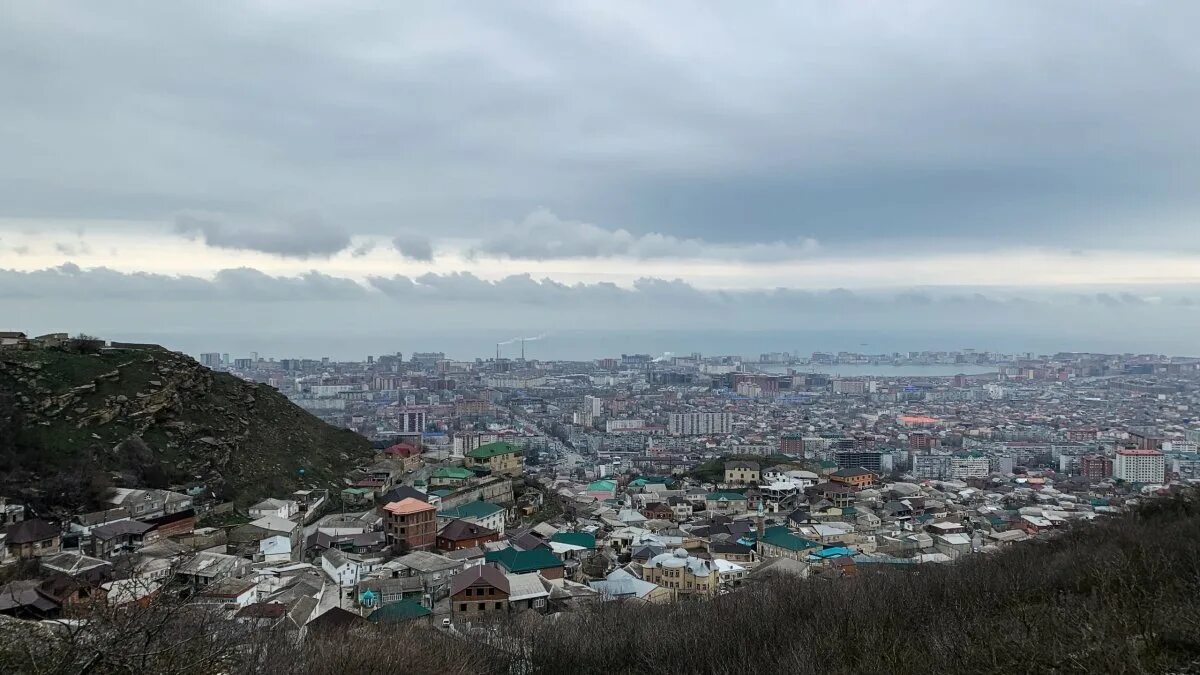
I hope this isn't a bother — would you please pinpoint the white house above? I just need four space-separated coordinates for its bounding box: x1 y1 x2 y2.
320 549 383 588
258 535 292 563
249 498 299 521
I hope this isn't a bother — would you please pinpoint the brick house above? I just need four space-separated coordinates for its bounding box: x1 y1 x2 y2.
450 565 510 618
383 498 437 552
436 519 499 551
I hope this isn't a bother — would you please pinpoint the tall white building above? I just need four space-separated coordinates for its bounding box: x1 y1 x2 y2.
950 457 990 479
668 412 732 436
1113 449 1165 483
583 395 604 417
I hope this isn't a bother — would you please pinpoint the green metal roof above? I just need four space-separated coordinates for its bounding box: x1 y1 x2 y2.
367 600 431 623
466 442 521 459
706 492 748 501
760 525 821 552
439 500 503 519
587 479 617 492
433 467 474 479
550 532 596 549
485 546 564 573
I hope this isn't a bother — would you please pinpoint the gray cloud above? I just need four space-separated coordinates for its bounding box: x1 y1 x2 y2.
1 3 1198 253
471 209 818 261
392 233 434 262
174 213 352 258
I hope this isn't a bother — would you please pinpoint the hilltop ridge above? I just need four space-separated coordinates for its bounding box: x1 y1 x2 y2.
0 340 373 510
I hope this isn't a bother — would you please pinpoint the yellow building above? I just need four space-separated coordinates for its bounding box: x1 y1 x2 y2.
724 461 761 485
641 549 718 598
465 442 524 476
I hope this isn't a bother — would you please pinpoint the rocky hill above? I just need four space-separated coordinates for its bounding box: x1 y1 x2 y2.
0 344 374 510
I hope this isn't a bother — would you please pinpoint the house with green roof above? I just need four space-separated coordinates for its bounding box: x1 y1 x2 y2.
464 442 524 476
549 531 596 550
705 492 749 514
585 479 617 500
484 546 565 581
430 466 474 488
438 500 506 534
366 599 432 624
758 525 822 561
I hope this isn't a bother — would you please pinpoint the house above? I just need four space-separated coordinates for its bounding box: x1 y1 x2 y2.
197 578 258 608
450 564 510 618
757 525 822 561
829 468 876 490
367 599 433 625
0 580 60 619
39 552 113 579
430 466 475 488
641 549 718 597
437 501 506 535
464 442 524 476
436 519 499 551
321 549 384 588
104 488 192 520
588 568 671 603
808 482 856 508
704 492 749 514
229 515 302 561
177 551 250 587
0 331 28 348
382 497 438 552
388 550 465 598
484 547 566 582
725 461 761 485
5 519 61 560
259 535 293 563
506 572 551 612
585 480 618 501
708 541 755 564
641 502 674 521
70 508 132 538
249 498 299 520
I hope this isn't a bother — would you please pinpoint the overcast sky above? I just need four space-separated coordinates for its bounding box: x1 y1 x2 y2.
3 1 1200 358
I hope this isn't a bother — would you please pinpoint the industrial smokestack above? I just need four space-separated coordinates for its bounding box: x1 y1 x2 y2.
521 338 525 361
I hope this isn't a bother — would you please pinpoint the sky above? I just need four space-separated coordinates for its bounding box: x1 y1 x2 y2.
3 1 1200 360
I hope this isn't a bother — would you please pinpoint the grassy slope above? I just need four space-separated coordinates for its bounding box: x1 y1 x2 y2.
0 347 372 507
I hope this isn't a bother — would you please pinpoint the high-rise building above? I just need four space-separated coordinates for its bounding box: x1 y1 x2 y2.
398 409 427 433
834 450 883 473
668 412 733 436
912 454 951 480
908 432 935 451
199 353 222 368
950 457 990 479
583 396 604 417
1080 455 1113 479
1113 449 1164 483
780 434 805 456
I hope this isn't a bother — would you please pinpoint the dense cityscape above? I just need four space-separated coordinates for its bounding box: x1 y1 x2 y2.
6 2 1200 672
4 331 1198 658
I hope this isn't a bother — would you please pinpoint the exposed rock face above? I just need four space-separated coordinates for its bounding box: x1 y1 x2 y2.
0 346 373 506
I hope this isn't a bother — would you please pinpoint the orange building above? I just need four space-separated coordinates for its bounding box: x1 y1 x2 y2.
382 497 437 552
829 468 876 490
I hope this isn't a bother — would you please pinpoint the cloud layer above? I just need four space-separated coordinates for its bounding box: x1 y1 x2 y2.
3 2 1200 254
174 214 351 258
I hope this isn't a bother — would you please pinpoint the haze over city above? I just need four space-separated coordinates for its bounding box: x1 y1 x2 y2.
4 2 1200 356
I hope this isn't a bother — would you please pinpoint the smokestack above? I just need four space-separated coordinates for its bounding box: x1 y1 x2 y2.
496 343 500 362
521 338 525 361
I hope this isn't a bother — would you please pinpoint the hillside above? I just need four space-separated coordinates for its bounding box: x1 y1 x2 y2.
0 344 373 510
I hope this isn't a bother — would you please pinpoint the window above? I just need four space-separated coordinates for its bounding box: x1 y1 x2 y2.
459 603 466 612
477 603 484 611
